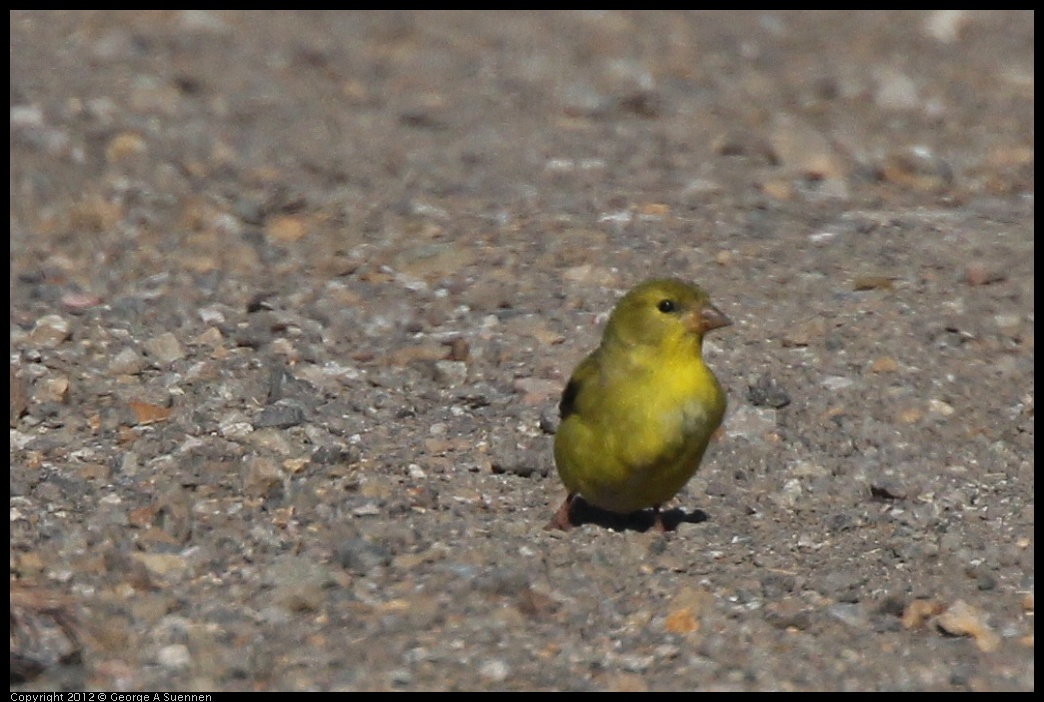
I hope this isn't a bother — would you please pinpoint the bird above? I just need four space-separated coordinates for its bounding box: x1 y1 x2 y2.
547 278 731 531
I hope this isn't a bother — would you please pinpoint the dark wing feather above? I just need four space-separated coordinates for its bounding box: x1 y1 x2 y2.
558 351 600 420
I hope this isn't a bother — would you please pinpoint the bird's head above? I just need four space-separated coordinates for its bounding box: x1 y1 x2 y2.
604 278 731 350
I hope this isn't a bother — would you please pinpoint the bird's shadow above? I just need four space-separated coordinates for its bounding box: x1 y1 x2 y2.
568 497 709 533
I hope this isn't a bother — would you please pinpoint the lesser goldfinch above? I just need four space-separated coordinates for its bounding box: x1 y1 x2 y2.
548 278 731 531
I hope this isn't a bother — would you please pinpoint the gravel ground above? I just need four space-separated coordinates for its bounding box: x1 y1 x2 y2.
10 11 1033 691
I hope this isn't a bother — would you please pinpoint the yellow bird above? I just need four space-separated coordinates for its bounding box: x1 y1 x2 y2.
548 278 731 531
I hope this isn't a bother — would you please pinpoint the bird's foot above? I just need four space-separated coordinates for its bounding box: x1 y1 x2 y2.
544 494 576 531
652 505 669 534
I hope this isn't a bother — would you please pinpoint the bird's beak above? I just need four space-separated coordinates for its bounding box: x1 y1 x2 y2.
689 303 731 334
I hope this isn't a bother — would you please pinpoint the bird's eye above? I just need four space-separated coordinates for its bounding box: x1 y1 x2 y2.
657 299 675 313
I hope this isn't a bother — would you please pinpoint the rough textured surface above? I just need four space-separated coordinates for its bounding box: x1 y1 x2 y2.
10 11 1033 691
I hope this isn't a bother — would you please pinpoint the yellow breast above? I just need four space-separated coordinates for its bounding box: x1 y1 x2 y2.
553 344 725 514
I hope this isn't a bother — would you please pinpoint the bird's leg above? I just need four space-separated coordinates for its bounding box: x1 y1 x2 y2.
652 505 668 533
545 493 577 531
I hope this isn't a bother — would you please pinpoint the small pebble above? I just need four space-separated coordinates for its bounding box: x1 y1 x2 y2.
478 659 510 683
30 314 71 348
433 360 468 387
157 643 191 670
109 347 147 376
144 332 186 364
